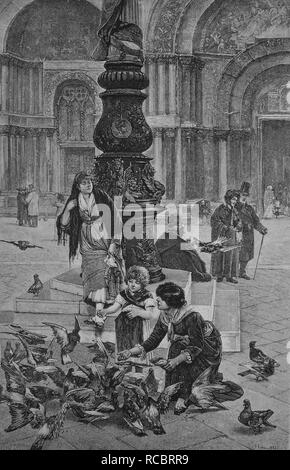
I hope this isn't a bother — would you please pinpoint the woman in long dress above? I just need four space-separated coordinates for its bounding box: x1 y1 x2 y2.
118 283 239 414
263 185 275 219
57 171 124 325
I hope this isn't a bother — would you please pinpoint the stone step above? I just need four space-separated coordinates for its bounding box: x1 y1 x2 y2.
214 288 240 352
50 268 83 297
14 283 89 315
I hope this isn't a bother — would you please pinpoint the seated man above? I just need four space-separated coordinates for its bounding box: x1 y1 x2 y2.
155 231 211 283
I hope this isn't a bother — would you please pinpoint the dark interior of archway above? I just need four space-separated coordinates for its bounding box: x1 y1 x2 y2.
262 120 290 191
6 0 101 60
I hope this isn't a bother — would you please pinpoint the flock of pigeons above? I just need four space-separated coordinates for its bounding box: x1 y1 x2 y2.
0 318 280 449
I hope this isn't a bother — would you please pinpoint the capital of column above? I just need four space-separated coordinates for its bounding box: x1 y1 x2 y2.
213 129 230 141
164 128 176 138
229 128 252 140
179 56 205 70
146 54 178 65
152 127 164 138
0 125 10 135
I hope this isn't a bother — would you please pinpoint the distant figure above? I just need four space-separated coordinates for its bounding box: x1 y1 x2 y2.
281 186 289 216
156 232 212 283
211 189 242 283
53 193 66 240
273 198 282 218
236 182 267 280
16 187 28 226
263 185 274 219
26 185 39 227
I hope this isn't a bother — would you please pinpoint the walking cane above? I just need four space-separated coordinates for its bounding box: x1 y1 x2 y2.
253 234 264 280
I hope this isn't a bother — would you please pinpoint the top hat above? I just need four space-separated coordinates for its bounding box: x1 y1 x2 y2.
240 181 250 196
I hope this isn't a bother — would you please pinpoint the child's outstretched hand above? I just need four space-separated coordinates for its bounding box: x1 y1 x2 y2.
123 305 141 319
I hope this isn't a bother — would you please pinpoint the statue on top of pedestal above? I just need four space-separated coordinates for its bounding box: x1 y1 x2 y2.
92 0 143 61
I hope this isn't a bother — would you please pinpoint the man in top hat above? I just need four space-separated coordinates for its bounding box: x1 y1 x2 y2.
236 182 268 280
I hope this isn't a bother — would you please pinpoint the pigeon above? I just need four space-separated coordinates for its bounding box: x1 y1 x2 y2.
28 385 62 405
0 240 44 251
141 383 182 435
238 365 269 381
123 390 147 436
249 342 280 367
27 274 44 296
65 388 111 420
42 317 81 365
186 367 244 411
30 401 71 450
5 402 45 433
9 325 47 345
7 334 51 367
239 359 276 380
238 399 276 434
2 341 26 364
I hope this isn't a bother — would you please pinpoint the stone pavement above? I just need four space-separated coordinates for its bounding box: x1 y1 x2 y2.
0 216 289 450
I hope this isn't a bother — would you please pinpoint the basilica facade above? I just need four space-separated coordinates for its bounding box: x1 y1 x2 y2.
1 0 290 214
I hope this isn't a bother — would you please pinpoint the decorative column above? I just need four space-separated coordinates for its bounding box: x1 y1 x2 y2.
147 56 157 115
1 57 9 112
29 68 34 115
38 64 44 115
93 6 165 283
195 59 205 126
168 56 177 115
182 128 194 200
214 130 229 200
0 126 9 190
179 57 194 123
152 127 163 183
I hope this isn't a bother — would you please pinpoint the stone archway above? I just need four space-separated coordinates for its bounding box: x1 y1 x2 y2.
0 0 103 53
215 39 290 211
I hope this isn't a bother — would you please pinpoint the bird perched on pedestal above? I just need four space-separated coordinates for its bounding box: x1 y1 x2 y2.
27 274 43 296
42 317 81 365
0 240 44 251
238 399 276 434
249 341 280 367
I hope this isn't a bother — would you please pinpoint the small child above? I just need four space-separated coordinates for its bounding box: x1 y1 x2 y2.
100 266 156 356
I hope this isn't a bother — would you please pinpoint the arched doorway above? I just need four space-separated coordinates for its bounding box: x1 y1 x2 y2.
54 80 96 194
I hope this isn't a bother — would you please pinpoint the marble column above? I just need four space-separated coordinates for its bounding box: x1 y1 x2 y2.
1 61 8 112
164 128 176 200
152 127 163 184
0 127 9 190
168 58 177 115
195 59 205 126
29 68 34 115
183 128 195 200
38 65 43 115
157 61 166 115
148 58 157 115
9 132 16 190
218 134 228 200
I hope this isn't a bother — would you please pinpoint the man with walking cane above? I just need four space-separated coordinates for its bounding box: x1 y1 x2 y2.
236 182 268 280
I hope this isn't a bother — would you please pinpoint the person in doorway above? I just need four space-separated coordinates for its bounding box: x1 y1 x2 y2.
263 185 275 219
236 182 267 280
210 189 242 283
26 185 39 228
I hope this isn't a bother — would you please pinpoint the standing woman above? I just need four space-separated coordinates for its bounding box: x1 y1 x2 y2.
118 282 224 414
57 171 124 325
